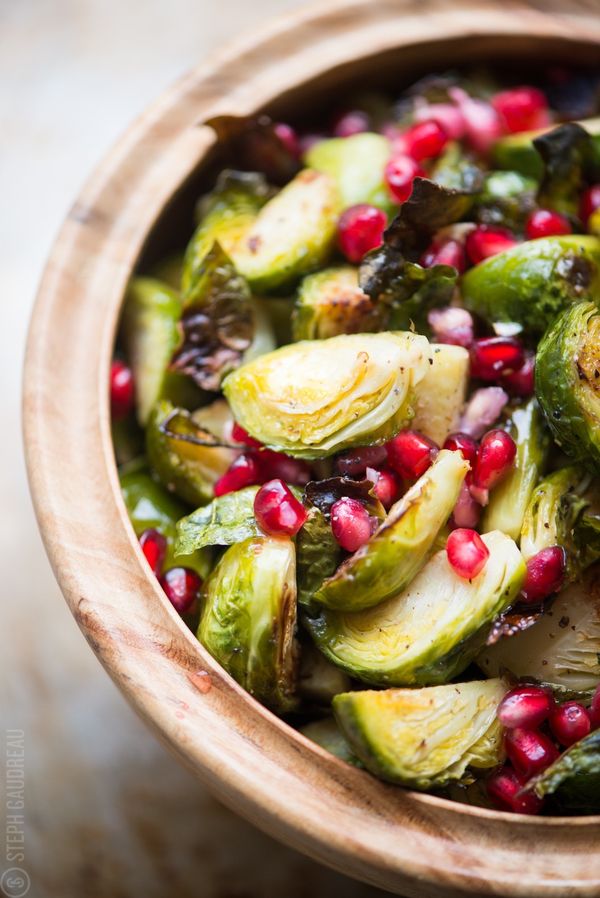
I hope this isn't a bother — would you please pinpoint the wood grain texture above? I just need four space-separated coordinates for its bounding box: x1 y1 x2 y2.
23 2 600 896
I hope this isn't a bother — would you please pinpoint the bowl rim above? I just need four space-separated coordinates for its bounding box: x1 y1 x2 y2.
23 1 600 894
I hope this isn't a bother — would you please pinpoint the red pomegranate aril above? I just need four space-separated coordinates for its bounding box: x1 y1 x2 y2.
466 225 518 265
470 336 525 381
231 421 262 448
273 122 300 158
580 184 600 227
254 479 308 537
336 445 388 476
505 727 560 779
399 119 449 161
502 351 535 397
525 209 572 240
421 239 467 274
460 387 509 440
110 359 134 420
160 567 201 614
590 684 600 729
427 306 473 347
331 497 374 553
487 764 544 815
497 685 555 730
550 701 592 747
471 429 517 504
446 528 489 579
413 102 466 140
332 109 370 138
214 454 262 497
449 87 503 154
450 481 481 530
443 432 479 467
139 528 167 577
254 448 311 486
337 204 387 263
521 546 566 604
384 155 425 204
370 468 402 509
386 430 438 480
492 86 550 134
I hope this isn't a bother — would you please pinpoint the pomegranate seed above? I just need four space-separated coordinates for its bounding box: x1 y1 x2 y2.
413 102 466 140
337 204 387 263
160 567 201 614
397 120 449 161
370 468 402 509
427 306 473 347
139 528 167 577
446 528 489 579
487 764 544 815
471 429 517 504
580 184 600 227
332 109 370 138
505 727 560 779
459 387 509 440
231 421 262 448
384 155 425 204
466 226 518 265
492 86 550 134
521 546 566 604
336 445 388 477
502 351 535 397
330 497 374 552
110 359 134 420
550 701 591 747
254 479 308 537
470 336 524 381
498 686 555 730
443 432 478 467
386 430 438 480
590 685 600 729
273 122 300 158
525 209 572 240
421 239 467 274
449 87 503 153
450 480 481 529
253 448 311 486
214 454 262 496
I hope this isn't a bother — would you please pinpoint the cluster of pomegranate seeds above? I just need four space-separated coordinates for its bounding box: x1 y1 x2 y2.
470 429 517 506
368 467 402 509
580 184 600 227
521 546 566 604
396 119 449 161
214 454 261 497
505 728 560 779
160 567 202 614
465 225 518 265
330 497 375 552
337 204 387 263
386 430 438 480
550 702 592 747
421 239 467 274
446 528 489 579
427 306 473 346
525 209 572 240
487 765 543 815
384 155 424 204
502 351 535 398
470 336 524 381
498 685 555 730
110 360 134 420
139 528 167 577
336 445 388 476
332 109 370 138
491 86 550 134
443 432 479 467
254 479 308 537
273 122 300 159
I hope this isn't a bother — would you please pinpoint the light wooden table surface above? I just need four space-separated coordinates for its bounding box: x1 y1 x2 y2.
2 2 388 895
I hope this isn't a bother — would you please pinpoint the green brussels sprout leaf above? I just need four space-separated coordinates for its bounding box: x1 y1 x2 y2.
296 506 343 608
176 486 261 555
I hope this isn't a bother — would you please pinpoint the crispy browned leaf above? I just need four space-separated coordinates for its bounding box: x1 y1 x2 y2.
304 477 386 521
206 114 300 185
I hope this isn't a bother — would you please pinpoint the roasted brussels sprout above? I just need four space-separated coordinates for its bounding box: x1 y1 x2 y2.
482 400 550 541
232 169 340 292
333 679 506 789
461 236 600 336
477 566 600 698
197 536 298 712
474 170 537 232
223 331 432 459
306 531 525 686
300 717 360 766
298 642 351 706
526 727 600 813
146 399 235 506
313 449 469 612
535 301 600 472
411 344 470 445
292 267 383 341
492 116 600 179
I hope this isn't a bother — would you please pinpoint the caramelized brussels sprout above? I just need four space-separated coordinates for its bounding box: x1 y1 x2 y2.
535 301 600 472
223 332 432 459
526 727 600 813
461 236 600 336
333 679 506 789
477 566 600 698
492 116 600 179
305 132 394 215
313 450 469 612
197 536 298 712
292 267 383 341
411 344 470 445
300 718 360 766
482 400 550 541
306 531 525 686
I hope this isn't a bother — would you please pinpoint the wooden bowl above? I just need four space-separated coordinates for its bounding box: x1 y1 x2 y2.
24 2 600 895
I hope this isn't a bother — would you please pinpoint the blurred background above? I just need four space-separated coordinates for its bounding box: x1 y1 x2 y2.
2 2 387 895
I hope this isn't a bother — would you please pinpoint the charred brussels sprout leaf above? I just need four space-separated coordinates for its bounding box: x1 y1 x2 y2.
292 267 384 341
534 123 599 219
206 115 300 185
535 301 600 472
176 486 261 555
313 450 469 613
197 536 299 712
474 170 537 232
333 679 506 789
461 236 600 336
300 718 361 766
304 476 385 521
411 344 469 446
222 332 432 459
306 531 525 687
296 506 343 608
526 728 600 813
492 116 600 180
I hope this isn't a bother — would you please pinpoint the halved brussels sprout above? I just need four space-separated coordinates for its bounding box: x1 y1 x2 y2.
299 717 360 766
482 400 550 541
477 565 600 698
525 727 600 813
232 169 340 292
292 267 383 341
222 331 432 459
197 536 298 712
333 679 506 789
492 116 600 179
146 399 235 506
313 449 469 612
298 642 351 706
535 301 600 472
306 530 525 686
305 132 395 215
461 236 600 336
411 344 470 445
